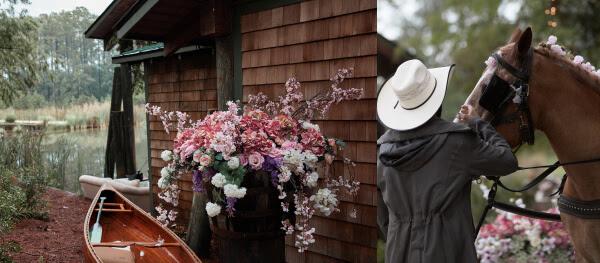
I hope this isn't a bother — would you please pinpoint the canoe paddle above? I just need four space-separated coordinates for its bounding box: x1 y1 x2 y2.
90 196 106 243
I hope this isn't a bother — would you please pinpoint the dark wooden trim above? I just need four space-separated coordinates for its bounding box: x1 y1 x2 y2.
116 0 160 39
216 35 234 110
143 61 155 215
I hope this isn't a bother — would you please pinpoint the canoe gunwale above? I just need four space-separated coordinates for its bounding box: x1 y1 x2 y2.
83 183 201 262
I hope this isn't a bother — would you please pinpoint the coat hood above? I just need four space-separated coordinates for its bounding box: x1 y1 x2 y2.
378 117 471 171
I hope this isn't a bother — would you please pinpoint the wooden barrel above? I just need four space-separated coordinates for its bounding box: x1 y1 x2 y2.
208 171 285 263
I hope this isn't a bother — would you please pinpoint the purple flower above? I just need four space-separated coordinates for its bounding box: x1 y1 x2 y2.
263 156 282 187
226 197 237 216
192 169 203 192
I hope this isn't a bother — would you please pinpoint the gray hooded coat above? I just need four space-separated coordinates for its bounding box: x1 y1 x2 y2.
377 117 518 263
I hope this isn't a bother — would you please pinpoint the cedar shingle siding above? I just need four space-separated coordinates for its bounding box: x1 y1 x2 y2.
240 0 377 261
146 51 217 224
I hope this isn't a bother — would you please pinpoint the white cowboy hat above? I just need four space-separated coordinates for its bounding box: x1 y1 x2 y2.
377 59 455 131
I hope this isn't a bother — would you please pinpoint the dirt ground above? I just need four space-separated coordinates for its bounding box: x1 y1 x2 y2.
1 188 217 263
2 188 90 262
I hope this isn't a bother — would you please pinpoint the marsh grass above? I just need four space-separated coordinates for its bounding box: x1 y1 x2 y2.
0 101 147 129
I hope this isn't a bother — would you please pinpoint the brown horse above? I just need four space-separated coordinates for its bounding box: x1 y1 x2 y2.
463 27 600 262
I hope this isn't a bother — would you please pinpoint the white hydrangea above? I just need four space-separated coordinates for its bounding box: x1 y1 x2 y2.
309 188 338 216
160 167 173 178
283 149 318 170
227 157 240 169
224 184 247 199
157 177 169 189
160 150 173 161
301 121 320 131
205 202 221 217
211 173 227 188
305 172 319 187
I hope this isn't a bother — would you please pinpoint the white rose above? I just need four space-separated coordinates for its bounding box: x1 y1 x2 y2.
224 184 247 199
157 177 169 189
306 172 319 187
205 202 221 217
227 157 240 169
160 150 173 161
160 167 172 178
211 173 227 188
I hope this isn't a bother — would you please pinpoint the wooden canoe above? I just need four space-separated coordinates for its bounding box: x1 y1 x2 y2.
83 184 201 263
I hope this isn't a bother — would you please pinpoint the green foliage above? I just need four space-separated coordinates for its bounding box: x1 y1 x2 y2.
0 241 20 263
11 92 46 109
4 114 15 123
0 131 49 262
33 7 115 106
0 0 43 104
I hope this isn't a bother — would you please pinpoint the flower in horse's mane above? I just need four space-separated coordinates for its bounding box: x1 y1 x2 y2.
573 55 584 64
205 202 221 217
484 56 497 68
546 35 557 45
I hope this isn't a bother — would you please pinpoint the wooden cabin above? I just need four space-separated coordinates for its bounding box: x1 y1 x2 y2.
86 0 376 261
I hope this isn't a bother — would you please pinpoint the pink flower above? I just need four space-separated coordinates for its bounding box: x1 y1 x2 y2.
281 140 303 151
193 151 202 163
573 55 584 64
327 138 336 147
199 154 212 167
550 45 565 56
248 152 264 170
546 35 557 45
238 155 249 166
484 56 497 68
300 128 325 155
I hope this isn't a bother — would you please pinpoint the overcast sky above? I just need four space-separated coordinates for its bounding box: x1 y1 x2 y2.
17 0 113 16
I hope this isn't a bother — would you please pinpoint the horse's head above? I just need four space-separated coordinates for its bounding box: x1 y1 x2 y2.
464 27 534 148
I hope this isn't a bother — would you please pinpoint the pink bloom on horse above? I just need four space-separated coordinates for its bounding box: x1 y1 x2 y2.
484 56 496 68
546 35 557 45
573 55 584 64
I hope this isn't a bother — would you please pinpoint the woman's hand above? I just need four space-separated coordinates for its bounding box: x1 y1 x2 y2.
456 105 478 123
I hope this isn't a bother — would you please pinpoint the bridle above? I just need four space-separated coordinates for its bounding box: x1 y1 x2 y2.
474 48 600 237
479 49 535 146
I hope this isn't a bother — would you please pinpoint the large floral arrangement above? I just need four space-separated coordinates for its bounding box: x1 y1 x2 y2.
476 207 574 263
146 68 363 252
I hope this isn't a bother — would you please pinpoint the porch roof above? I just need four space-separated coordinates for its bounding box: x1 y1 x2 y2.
85 0 230 54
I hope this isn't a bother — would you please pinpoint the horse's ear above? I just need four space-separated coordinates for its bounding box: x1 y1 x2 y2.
516 27 532 56
508 28 522 43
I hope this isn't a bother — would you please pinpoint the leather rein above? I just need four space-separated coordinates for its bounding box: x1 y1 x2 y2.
475 49 600 236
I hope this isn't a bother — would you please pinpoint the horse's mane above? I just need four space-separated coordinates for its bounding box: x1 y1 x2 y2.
534 44 600 95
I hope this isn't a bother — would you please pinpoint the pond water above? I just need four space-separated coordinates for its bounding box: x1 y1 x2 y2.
43 125 149 194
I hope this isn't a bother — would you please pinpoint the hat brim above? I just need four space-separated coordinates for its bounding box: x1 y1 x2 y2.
377 65 455 131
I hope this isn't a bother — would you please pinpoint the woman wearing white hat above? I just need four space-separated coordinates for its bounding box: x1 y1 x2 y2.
376 59 518 262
